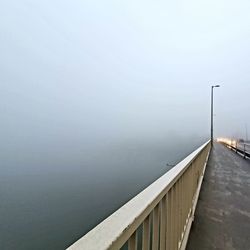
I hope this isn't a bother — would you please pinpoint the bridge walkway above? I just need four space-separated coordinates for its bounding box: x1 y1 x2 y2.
187 142 250 250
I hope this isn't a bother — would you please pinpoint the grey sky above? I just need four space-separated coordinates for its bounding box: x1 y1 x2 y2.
1 0 250 158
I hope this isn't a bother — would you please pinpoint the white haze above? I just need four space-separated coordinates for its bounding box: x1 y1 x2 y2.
0 1 250 249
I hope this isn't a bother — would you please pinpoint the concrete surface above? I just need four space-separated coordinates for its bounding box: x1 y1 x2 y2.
187 142 250 250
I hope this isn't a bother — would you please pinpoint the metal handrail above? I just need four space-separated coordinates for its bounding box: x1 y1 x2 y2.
68 141 211 250
218 138 250 159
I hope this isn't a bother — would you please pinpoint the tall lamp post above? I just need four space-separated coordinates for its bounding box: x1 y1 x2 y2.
211 85 220 146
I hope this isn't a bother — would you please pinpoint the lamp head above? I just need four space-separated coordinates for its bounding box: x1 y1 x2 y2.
212 84 220 88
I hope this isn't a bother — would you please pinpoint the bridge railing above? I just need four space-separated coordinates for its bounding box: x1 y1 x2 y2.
217 138 250 159
68 141 211 250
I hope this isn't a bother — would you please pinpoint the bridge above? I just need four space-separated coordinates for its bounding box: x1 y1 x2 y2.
67 140 250 250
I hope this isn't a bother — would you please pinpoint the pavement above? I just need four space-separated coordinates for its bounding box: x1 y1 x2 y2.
187 142 250 250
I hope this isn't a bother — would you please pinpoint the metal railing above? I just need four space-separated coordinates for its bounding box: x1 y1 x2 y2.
68 141 211 250
217 138 250 159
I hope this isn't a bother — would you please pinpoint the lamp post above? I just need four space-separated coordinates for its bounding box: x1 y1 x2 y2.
211 85 220 146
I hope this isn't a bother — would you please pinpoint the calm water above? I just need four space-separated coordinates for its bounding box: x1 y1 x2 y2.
0 137 206 249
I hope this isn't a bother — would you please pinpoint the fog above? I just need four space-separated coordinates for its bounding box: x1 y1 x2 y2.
1 0 250 249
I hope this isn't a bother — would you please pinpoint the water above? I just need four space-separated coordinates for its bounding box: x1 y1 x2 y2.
0 136 206 249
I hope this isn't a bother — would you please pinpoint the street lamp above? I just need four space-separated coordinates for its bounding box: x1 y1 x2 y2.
211 85 220 146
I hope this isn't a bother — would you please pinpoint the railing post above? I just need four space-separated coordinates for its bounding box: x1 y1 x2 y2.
160 198 166 250
166 191 171 250
152 204 160 250
142 215 150 250
128 231 137 250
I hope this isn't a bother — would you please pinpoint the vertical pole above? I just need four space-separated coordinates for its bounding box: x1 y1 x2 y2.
246 123 248 142
211 86 214 147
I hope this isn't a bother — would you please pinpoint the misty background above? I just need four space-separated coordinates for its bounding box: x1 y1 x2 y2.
1 0 250 249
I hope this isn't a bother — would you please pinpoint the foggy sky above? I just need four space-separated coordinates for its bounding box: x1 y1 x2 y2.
1 0 250 164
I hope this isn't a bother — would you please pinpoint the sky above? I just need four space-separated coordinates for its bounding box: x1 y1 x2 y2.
1 0 250 162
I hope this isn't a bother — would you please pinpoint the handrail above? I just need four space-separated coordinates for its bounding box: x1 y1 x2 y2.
68 140 211 250
217 138 250 159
